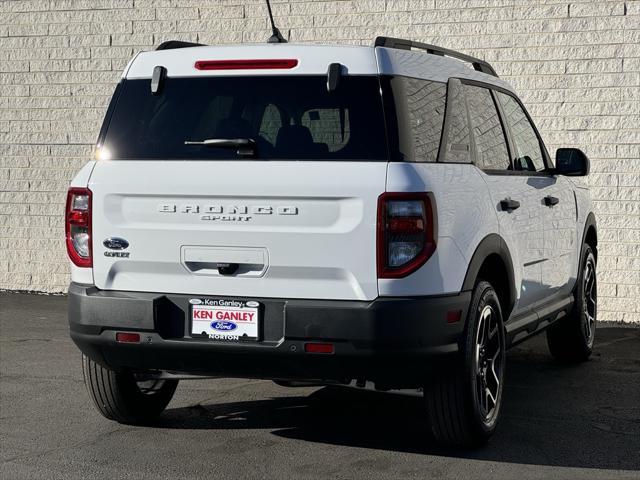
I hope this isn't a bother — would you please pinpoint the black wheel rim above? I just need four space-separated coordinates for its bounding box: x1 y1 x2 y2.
583 255 597 347
474 305 503 423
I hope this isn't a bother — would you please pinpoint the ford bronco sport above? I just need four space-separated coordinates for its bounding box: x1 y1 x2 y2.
67 37 597 447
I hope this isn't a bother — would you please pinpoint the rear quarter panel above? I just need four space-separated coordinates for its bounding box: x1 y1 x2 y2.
381 162 499 296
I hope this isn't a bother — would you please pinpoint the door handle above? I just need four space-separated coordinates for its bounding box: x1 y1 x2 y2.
544 196 559 207
500 198 520 212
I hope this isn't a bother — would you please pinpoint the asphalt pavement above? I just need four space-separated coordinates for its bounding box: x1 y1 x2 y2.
1 291 639 479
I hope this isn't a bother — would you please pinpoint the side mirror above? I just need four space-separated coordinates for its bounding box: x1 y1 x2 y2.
555 148 590 176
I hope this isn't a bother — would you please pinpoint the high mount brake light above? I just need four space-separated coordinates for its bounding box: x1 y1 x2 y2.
194 59 299 70
65 187 92 268
377 192 436 279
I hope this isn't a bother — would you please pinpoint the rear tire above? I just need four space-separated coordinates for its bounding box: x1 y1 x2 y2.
424 280 506 448
546 244 597 363
82 354 178 424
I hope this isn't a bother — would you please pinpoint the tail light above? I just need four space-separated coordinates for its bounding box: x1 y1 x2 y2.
377 192 435 278
65 187 92 268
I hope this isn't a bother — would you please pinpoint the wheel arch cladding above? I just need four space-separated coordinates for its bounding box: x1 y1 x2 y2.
462 234 516 320
582 212 597 261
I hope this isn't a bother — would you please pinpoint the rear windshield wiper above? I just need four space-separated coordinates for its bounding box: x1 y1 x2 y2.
184 138 257 158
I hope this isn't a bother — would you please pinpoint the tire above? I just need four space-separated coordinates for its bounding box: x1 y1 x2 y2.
546 244 597 363
424 280 506 448
82 354 178 424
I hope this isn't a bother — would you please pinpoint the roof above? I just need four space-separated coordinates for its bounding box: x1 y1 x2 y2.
125 44 379 79
123 41 514 92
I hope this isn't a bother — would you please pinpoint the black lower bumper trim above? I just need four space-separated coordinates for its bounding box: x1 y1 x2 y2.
69 283 470 384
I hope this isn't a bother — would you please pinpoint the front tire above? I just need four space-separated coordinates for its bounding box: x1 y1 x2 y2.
424 280 506 448
82 354 178 424
546 244 597 363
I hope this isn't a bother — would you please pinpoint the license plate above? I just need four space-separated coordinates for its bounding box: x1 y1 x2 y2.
190 298 259 341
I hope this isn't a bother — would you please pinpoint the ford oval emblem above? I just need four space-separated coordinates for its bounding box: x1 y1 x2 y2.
103 237 129 250
211 321 237 331
189 298 203 305
246 301 259 308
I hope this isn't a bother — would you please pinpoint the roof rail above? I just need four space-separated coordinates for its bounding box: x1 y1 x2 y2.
156 40 205 51
374 36 498 78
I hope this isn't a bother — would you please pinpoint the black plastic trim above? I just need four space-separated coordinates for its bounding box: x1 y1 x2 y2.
374 36 499 77
326 62 342 92
491 87 517 168
156 40 205 50
437 77 474 164
523 258 548 267
68 284 471 383
151 65 167 95
506 292 573 347
461 234 516 315
579 212 598 263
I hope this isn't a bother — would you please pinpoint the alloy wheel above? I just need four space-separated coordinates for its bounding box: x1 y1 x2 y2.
582 255 597 347
474 305 504 423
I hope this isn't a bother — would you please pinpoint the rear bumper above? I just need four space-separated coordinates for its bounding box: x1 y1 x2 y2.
69 283 471 386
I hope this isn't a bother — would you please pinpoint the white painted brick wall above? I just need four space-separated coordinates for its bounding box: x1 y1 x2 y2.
0 0 638 323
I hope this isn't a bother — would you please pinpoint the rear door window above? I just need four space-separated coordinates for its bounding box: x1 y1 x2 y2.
464 85 510 171
102 76 388 161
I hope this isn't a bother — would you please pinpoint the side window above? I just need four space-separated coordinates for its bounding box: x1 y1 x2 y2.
464 85 510 171
387 76 446 162
404 77 446 162
495 92 546 172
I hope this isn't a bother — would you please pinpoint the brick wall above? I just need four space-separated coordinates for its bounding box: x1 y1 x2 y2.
0 0 638 323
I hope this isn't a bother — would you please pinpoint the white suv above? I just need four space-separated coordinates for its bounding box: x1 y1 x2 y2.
66 37 597 447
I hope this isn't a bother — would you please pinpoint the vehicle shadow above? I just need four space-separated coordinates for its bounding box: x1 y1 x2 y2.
158 330 640 471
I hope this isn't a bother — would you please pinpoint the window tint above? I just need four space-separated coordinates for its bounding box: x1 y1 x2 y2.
103 76 388 161
495 92 546 172
382 76 446 162
464 85 510 171
301 108 351 152
258 104 283 146
441 79 471 163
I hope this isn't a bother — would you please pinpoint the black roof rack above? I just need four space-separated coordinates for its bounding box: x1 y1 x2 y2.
156 40 205 51
374 36 498 78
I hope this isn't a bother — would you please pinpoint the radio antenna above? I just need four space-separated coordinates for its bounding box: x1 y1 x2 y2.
265 0 287 43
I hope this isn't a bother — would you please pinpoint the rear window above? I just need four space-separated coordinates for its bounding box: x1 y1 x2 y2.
101 75 389 161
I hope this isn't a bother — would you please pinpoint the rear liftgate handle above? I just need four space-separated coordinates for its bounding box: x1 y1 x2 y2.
217 263 239 275
181 246 267 277
500 198 521 212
